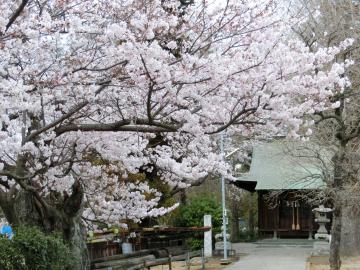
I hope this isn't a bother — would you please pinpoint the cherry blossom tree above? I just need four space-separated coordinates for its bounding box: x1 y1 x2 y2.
290 1 360 269
0 0 351 268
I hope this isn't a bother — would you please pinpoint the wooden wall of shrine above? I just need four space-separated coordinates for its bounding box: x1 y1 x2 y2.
258 191 328 238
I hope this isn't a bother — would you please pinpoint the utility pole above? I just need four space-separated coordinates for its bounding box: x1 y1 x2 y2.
220 132 230 264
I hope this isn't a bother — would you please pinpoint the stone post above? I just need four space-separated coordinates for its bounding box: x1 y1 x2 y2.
204 215 212 257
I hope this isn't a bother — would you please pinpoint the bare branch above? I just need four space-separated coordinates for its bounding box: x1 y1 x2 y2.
5 0 29 32
140 55 155 124
55 122 177 135
25 80 111 142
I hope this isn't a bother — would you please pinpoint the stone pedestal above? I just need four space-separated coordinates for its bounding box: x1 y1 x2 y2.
214 233 234 256
220 258 232 265
215 241 233 251
204 215 212 257
312 241 330 255
214 241 235 257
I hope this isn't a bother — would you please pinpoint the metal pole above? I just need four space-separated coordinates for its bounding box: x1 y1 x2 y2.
201 248 205 270
168 254 172 270
220 132 228 261
186 251 190 270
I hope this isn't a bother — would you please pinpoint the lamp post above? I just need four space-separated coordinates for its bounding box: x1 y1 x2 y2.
220 132 229 263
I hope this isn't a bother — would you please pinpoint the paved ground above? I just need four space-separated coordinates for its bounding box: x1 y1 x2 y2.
224 240 312 270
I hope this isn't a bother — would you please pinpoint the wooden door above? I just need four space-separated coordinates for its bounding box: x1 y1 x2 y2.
279 199 293 230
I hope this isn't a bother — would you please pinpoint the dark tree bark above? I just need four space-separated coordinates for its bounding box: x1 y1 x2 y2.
0 181 90 270
180 189 187 205
330 203 342 270
329 144 345 270
341 205 360 256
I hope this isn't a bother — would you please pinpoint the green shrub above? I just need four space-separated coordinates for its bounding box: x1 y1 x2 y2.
0 226 73 270
185 237 204 250
0 236 26 270
173 196 223 250
174 196 222 232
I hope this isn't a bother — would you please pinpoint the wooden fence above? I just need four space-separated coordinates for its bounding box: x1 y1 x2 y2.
91 249 205 270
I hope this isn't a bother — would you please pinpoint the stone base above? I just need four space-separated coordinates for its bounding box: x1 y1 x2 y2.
215 241 232 250
314 233 330 241
214 249 236 257
214 241 235 257
220 258 232 265
312 240 330 256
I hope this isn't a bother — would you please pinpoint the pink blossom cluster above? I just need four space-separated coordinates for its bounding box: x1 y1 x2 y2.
0 0 351 225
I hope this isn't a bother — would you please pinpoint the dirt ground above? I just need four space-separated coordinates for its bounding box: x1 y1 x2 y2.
308 256 360 270
150 256 240 270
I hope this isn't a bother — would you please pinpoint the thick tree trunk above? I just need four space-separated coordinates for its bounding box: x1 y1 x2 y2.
180 189 187 205
341 205 360 256
330 203 342 270
0 187 90 270
329 144 345 270
68 216 91 270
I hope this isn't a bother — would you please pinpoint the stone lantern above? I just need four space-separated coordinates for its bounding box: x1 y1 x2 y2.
312 205 332 241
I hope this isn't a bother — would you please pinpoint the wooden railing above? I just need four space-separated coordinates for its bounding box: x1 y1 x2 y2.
91 249 203 270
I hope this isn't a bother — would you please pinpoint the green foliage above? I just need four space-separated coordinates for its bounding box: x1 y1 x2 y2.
173 196 223 250
0 236 26 270
174 196 222 232
186 237 203 250
0 226 73 270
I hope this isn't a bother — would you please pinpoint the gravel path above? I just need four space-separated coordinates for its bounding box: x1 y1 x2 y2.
224 242 311 270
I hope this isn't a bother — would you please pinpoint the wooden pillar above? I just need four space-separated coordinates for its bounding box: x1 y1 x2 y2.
258 191 262 237
273 202 279 239
308 210 313 240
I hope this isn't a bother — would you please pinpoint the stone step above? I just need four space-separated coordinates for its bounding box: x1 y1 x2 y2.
255 239 315 248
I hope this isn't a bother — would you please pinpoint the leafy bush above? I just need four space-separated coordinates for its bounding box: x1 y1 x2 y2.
0 226 73 270
173 196 223 250
174 196 222 231
185 237 204 250
0 236 26 270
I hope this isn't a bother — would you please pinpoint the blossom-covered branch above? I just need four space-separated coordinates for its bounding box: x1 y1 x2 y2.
0 0 351 227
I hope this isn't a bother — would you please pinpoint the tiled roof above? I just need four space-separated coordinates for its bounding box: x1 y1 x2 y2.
235 140 332 190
